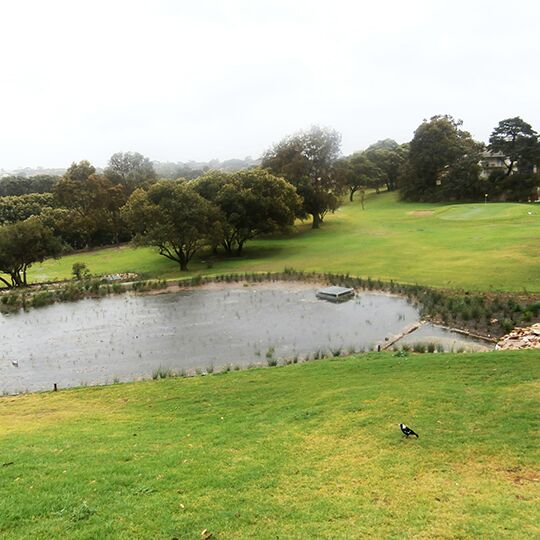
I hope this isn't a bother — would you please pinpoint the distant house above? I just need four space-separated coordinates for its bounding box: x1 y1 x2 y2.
479 150 510 179
479 150 538 179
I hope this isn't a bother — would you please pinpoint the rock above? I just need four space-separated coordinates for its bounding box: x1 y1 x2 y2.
496 323 540 350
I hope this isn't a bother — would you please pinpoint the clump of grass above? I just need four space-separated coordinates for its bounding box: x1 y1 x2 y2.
436 343 445 353
500 318 514 333
152 366 173 380
265 346 275 359
426 343 436 353
267 357 278 367
31 291 56 308
69 500 96 522
412 342 426 353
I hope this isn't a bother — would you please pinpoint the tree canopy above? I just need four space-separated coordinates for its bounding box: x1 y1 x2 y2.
262 126 343 228
338 153 383 203
104 152 157 192
0 217 62 288
54 161 127 247
122 181 219 271
364 140 408 192
488 117 539 177
400 115 483 201
214 169 301 255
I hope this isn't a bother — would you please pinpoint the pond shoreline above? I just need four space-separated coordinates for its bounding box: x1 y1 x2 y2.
1 270 538 340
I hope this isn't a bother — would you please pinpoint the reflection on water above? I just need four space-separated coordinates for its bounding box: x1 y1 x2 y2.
0 283 489 394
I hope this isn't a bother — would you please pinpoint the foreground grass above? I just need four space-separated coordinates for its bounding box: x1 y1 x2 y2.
29 192 540 291
1 350 538 539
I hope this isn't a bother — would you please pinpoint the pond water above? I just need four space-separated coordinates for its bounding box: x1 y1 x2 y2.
0 283 491 394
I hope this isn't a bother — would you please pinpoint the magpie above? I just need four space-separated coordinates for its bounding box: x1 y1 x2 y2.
400 423 419 438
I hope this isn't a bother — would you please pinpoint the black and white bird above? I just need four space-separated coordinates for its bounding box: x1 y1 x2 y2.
400 423 419 438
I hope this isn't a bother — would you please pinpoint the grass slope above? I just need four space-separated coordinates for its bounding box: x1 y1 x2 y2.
0 350 538 539
30 193 540 292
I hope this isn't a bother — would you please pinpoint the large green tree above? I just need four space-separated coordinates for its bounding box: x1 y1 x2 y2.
54 161 126 247
400 115 483 201
338 153 383 203
364 139 408 192
0 217 62 288
262 126 344 228
214 169 301 256
105 152 157 192
122 181 219 271
488 117 539 177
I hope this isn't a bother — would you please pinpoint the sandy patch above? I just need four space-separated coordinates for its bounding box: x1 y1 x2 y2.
408 210 434 217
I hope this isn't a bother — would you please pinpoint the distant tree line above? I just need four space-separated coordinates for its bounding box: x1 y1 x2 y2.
0 174 58 196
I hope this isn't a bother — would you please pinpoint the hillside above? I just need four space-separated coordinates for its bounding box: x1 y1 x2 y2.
0 350 538 539
30 192 540 292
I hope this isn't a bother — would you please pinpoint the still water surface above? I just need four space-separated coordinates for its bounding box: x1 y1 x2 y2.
0 283 489 394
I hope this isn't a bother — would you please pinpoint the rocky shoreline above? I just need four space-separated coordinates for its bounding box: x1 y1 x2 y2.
496 323 540 350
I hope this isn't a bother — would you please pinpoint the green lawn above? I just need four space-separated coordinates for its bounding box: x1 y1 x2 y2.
0 350 538 539
30 192 540 292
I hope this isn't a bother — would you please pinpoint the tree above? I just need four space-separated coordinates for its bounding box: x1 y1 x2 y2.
488 117 539 177
0 193 56 225
400 115 483 201
104 152 157 192
122 181 219 271
0 217 62 288
339 153 383 203
214 169 301 256
0 174 58 197
54 161 127 247
364 140 408 192
262 126 344 228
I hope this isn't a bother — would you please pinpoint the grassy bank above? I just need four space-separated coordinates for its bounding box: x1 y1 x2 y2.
28 192 540 292
1 350 538 538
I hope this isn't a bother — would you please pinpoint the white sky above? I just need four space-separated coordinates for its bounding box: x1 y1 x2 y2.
0 0 538 168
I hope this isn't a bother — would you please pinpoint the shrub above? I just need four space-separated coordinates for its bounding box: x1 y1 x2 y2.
72 262 90 281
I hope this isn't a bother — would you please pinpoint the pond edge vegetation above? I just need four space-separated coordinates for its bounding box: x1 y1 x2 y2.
2 267 539 340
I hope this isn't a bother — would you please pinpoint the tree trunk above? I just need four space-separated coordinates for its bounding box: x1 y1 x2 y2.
10 272 23 287
311 213 321 229
349 189 355 202
235 241 244 256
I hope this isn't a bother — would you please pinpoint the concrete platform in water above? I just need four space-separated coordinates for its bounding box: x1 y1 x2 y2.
316 286 355 302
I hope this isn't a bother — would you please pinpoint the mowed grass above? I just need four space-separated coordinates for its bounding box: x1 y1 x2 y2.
30 193 540 291
0 350 538 539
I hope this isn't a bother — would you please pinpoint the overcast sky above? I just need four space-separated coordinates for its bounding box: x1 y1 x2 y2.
1 0 538 169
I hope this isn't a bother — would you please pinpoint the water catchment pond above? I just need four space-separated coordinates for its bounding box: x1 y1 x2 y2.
0 283 491 394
